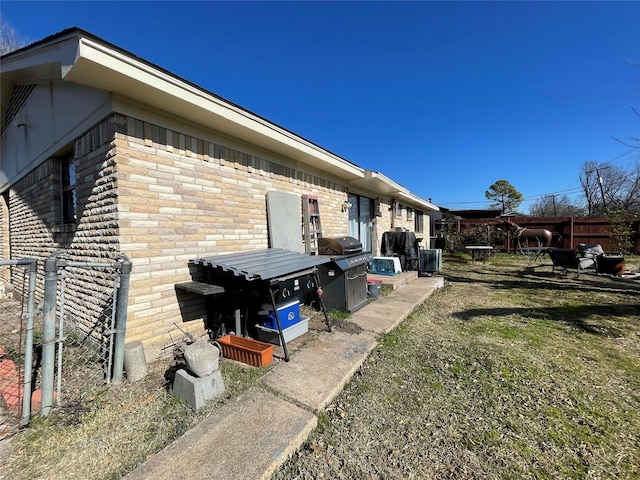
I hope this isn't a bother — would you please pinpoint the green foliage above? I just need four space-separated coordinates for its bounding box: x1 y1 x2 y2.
485 179 523 214
607 209 634 254
442 222 504 253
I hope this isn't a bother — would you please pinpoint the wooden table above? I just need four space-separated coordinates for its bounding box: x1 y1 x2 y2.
465 246 493 264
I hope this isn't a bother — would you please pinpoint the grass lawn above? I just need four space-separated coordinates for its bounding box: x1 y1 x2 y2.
273 253 640 479
2 253 638 479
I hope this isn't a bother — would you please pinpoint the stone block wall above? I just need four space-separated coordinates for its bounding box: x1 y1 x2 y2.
4 109 428 359
5 116 121 340
112 114 351 356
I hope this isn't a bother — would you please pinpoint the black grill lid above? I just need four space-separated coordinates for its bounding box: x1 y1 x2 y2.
318 236 363 255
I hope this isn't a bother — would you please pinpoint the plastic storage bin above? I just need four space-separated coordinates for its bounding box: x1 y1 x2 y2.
255 316 310 345
259 299 300 330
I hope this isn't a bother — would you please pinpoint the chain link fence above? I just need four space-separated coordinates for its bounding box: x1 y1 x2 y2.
53 261 120 405
0 263 37 437
0 254 131 433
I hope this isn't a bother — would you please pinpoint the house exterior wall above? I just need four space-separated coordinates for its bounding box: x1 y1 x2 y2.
112 113 354 357
4 118 120 335
0 192 8 293
372 199 431 250
0 82 112 191
2 105 432 360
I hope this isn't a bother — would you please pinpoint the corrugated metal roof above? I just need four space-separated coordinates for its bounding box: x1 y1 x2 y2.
190 249 330 281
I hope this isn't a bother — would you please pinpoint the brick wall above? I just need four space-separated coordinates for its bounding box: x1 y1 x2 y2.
5 110 429 360
112 114 352 357
373 200 430 245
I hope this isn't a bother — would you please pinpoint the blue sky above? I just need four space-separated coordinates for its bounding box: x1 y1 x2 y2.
2 1 639 212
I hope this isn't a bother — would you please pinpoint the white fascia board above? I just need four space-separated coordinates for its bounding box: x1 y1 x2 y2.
63 37 364 181
1 35 79 126
396 190 439 212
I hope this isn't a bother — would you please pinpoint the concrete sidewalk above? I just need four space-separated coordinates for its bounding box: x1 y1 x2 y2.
125 275 444 480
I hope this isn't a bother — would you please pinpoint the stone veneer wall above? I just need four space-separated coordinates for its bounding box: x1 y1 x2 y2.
7 160 58 300
4 109 427 360
112 114 352 357
1 192 8 286
6 117 120 339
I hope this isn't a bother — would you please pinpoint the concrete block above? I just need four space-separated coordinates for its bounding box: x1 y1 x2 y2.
172 369 225 409
124 341 149 382
183 341 219 377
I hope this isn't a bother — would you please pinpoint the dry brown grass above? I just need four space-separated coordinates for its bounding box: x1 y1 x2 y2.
273 254 640 479
0 358 265 480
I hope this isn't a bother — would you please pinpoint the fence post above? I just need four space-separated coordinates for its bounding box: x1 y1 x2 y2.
111 255 132 384
40 254 59 416
19 260 37 427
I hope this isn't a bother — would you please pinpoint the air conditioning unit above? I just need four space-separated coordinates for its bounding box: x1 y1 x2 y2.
420 249 442 274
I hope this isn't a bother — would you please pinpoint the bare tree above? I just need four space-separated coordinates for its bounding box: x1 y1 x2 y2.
529 195 584 217
0 16 26 55
579 160 640 215
579 161 602 215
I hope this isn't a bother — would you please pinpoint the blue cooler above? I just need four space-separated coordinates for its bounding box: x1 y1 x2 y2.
259 299 300 330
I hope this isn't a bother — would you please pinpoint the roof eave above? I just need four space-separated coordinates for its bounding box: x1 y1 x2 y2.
1 29 364 181
68 35 364 181
349 170 439 211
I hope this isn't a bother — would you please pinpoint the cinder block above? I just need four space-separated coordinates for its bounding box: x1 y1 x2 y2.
172 368 225 410
124 341 149 382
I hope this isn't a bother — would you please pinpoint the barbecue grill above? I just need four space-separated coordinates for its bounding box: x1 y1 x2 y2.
317 236 373 312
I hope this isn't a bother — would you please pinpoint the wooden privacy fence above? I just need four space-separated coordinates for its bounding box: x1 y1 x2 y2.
457 216 640 254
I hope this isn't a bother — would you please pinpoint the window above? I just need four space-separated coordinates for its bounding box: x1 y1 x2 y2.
406 207 413 219
61 156 77 223
414 210 424 233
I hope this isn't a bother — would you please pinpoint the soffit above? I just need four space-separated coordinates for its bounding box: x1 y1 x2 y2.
350 171 439 212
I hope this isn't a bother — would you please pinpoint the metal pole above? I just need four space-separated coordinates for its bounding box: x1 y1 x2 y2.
20 260 37 427
269 288 289 362
55 269 66 402
106 275 119 384
596 168 608 214
111 255 132 384
41 254 59 416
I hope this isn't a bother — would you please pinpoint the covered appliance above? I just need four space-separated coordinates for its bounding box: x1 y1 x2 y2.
317 236 373 312
381 230 421 272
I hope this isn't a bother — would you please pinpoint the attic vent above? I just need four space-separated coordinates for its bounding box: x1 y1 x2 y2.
1 84 36 135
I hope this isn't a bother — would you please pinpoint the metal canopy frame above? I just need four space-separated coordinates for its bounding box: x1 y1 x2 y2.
187 249 332 361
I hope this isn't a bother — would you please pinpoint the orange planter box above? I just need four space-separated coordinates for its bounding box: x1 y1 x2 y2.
216 335 275 367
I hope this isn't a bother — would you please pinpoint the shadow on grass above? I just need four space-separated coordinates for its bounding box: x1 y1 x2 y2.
452 304 639 336
444 271 640 296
